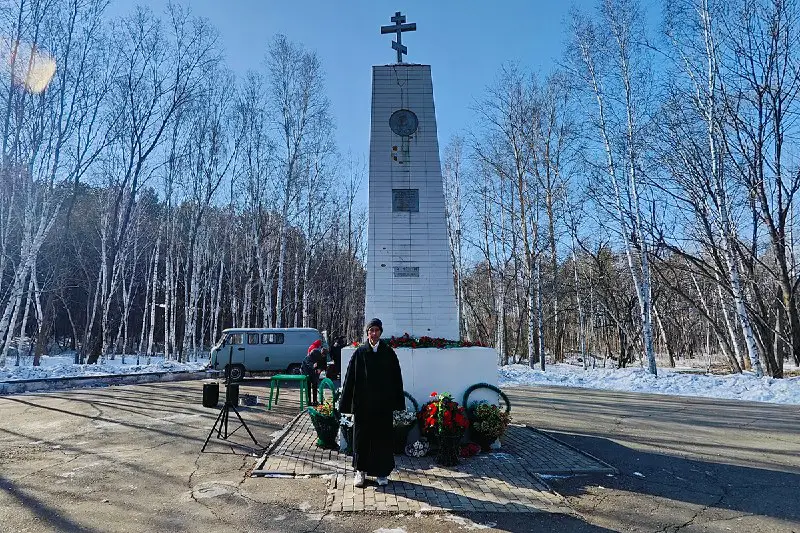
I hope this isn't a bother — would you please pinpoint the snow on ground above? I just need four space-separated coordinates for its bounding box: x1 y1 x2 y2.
1 354 799 406
499 363 800 405
0 353 207 381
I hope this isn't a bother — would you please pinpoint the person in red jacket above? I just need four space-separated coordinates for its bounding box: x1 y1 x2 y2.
301 341 327 405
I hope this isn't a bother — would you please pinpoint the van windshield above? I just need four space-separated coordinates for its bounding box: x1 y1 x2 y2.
226 333 244 345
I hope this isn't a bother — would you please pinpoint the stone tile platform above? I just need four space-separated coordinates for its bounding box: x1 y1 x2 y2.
252 413 615 513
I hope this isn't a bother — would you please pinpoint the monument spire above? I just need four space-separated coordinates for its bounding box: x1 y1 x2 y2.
380 11 416 63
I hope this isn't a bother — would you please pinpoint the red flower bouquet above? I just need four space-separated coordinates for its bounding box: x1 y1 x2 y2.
419 392 469 438
388 333 485 349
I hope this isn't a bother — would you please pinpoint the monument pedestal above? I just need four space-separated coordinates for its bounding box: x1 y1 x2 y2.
340 346 499 409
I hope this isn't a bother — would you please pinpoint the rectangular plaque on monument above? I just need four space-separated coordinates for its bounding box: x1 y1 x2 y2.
392 189 419 212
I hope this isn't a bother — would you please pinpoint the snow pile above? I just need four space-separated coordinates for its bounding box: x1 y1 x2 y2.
499 363 800 405
2 355 799 406
0 354 207 381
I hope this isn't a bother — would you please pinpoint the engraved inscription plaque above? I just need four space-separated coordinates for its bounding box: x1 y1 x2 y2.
392 189 419 212
393 266 420 278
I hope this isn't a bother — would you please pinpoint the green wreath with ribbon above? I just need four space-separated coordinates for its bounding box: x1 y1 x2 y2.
403 390 419 412
462 382 511 414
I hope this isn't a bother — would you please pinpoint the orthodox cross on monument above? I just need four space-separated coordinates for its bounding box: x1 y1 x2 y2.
380 11 416 63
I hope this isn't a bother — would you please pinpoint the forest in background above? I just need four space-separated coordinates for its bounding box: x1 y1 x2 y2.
2 0 800 379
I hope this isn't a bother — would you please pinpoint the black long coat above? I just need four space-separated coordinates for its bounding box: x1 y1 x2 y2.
339 340 405 476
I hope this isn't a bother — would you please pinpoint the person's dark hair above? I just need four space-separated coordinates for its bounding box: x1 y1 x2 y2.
365 317 383 333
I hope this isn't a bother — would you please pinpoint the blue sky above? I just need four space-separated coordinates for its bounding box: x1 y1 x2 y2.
107 1 597 161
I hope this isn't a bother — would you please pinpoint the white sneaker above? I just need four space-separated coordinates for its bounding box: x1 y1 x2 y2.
354 470 366 488
377 476 389 486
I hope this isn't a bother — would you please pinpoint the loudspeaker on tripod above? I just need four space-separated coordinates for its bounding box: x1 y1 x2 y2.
202 382 219 408
225 383 239 406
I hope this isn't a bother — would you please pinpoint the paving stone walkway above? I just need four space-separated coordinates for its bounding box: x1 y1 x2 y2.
252 413 615 514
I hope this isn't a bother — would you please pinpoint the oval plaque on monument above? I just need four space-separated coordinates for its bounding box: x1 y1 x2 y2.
389 109 418 136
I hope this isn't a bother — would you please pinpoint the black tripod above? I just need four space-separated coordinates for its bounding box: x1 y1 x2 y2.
201 347 260 452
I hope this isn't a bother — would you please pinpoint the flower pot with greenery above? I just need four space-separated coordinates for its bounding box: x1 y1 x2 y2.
307 396 340 449
468 401 512 451
419 392 469 466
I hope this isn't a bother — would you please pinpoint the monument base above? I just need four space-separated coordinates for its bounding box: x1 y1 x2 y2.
340 346 499 409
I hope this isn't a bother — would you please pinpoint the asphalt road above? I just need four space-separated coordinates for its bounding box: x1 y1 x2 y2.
0 379 798 532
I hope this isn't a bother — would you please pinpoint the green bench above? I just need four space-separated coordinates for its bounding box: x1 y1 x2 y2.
267 374 309 411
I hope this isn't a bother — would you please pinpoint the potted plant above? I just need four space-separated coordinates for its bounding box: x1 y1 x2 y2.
418 392 469 466
468 401 512 451
307 398 339 449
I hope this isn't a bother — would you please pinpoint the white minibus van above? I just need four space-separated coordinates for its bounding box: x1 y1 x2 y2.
208 327 325 381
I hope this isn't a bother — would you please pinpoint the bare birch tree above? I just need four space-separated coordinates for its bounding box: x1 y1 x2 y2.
266 35 329 328
569 0 658 375
662 0 764 376
443 136 468 340
723 0 800 375
473 64 544 367
0 0 112 365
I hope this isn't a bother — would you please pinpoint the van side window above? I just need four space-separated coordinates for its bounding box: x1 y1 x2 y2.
247 333 259 345
261 333 285 344
227 333 243 345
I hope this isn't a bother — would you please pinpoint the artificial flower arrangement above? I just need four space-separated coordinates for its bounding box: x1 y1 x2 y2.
419 392 470 438
405 439 430 457
459 442 481 458
314 400 336 417
388 333 485 350
307 396 340 449
338 413 354 455
419 392 470 466
393 409 418 427
468 401 512 451
348 333 485 349
392 391 421 454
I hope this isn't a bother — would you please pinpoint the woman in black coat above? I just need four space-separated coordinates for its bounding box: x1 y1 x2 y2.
301 347 326 405
329 335 345 380
339 318 404 488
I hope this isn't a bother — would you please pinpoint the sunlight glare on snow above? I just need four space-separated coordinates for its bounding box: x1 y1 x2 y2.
498 363 800 405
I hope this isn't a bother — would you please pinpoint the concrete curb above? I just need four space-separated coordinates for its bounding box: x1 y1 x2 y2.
0 370 213 395
251 410 306 476
524 424 619 475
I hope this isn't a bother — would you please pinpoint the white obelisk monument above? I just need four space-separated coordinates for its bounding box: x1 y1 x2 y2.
343 12 497 409
365 11 459 340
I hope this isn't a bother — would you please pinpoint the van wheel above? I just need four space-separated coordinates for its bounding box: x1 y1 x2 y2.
287 364 302 375
226 364 246 382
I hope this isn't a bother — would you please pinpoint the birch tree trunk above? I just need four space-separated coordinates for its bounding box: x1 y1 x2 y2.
536 257 545 370
570 224 588 365
697 1 763 376
571 2 657 375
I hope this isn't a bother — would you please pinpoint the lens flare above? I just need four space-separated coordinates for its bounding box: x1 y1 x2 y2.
2 38 57 94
